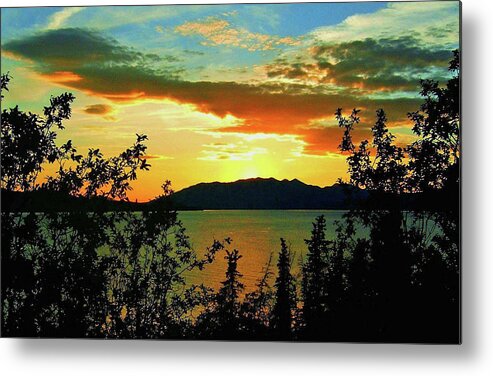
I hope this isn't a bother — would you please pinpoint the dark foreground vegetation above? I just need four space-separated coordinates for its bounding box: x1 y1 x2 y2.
1 51 460 342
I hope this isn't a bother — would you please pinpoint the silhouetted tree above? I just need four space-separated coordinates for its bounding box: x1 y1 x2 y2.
194 241 246 339
407 49 460 193
323 49 460 342
215 249 244 337
1 77 219 338
1 72 10 99
301 215 330 337
240 253 274 339
271 238 296 340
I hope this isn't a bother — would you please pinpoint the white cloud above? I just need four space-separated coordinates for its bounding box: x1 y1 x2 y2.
311 2 459 47
198 142 268 161
65 5 205 31
46 7 85 29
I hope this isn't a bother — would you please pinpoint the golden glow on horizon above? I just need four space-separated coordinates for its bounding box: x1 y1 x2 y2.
239 166 260 180
1 2 458 202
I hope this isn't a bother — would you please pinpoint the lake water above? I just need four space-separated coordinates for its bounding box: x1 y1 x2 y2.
179 210 350 292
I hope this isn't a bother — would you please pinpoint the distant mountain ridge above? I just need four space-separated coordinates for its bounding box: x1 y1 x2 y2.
1 177 366 212
159 177 367 210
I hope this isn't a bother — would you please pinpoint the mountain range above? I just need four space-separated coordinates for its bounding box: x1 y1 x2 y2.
159 177 366 210
1 178 366 212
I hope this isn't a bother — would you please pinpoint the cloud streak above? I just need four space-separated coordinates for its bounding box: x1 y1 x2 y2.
4 28 165 70
175 16 299 51
82 103 116 121
311 1 459 48
83 103 113 115
199 142 268 161
46 7 85 29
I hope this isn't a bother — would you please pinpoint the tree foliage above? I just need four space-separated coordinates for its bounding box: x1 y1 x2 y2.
1 77 219 338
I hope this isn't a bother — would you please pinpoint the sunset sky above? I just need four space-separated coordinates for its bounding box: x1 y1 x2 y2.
1 1 460 201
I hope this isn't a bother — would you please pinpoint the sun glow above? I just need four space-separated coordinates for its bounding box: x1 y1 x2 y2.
239 165 260 180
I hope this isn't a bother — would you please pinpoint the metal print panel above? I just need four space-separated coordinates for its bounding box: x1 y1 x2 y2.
0 1 461 342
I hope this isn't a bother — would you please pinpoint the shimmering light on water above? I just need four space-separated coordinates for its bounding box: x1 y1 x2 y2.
179 210 349 293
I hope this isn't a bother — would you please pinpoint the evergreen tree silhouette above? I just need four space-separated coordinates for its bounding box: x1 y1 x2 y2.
216 249 244 338
301 215 329 338
240 253 274 339
271 238 296 340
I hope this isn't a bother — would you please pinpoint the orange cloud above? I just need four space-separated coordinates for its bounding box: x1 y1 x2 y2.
3 28 421 156
47 66 419 155
138 154 173 160
176 17 229 36
39 71 82 83
175 16 299 51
